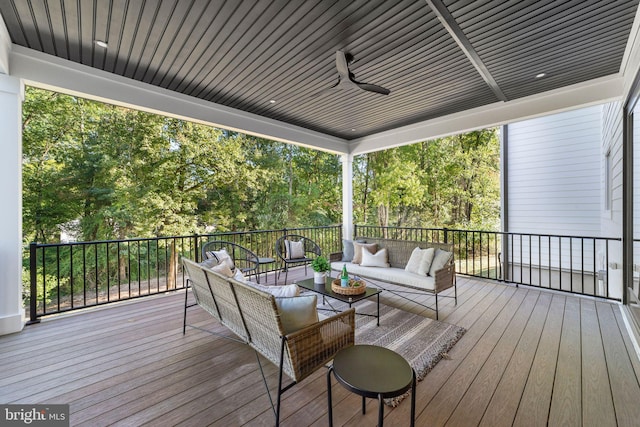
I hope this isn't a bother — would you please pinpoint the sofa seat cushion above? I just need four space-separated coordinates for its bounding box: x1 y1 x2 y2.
331 262 436 291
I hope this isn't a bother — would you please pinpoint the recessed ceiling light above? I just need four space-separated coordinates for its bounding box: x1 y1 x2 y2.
535 73 546 79
94 40 108 48
269 99 276 104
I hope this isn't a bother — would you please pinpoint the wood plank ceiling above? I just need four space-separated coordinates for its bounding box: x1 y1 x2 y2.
0 0 638 140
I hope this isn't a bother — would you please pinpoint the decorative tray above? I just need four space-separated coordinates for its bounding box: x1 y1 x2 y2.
331 278 366 295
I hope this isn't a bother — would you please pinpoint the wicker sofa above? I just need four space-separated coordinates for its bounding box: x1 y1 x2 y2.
182 258 355 427
330 237 456 319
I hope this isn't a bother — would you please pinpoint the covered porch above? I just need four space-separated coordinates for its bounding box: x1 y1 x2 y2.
2 268 639 426
3 0 640 337
2 1 640 424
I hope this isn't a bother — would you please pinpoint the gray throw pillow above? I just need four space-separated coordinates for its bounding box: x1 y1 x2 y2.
285 239 305 259
342 239 366 262
342 239 355 262
275 295 319 334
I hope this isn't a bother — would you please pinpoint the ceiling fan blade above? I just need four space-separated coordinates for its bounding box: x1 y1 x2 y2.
312 78 341 97
336 51 350 78
328 50 390 95
354 82 390 95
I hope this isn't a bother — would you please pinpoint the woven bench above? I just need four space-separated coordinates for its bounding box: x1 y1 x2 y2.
182 258 355 426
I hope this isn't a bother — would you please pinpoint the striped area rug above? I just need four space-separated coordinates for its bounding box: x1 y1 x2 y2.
319 299 466 407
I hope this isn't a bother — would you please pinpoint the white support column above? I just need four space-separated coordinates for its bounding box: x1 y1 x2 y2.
341 153 353 240
500 124 510 281
0 13 10 74
0 74 25 335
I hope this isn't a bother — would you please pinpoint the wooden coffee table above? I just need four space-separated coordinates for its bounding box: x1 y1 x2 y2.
296 276 381 326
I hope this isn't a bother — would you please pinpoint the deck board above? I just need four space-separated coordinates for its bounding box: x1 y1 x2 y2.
581 300 616 427
413 287 529 426
1 267 639 426
549 296 582 425
512 293 566 427
446 291 541 426
596 301 640 427
479 291 552 427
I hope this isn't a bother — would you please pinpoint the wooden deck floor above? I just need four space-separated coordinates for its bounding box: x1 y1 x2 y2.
2 268 640 426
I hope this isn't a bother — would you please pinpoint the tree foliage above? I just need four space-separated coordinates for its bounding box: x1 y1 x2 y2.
354 129 500 230
22 87 500 246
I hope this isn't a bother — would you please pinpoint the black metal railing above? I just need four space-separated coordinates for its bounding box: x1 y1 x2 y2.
28 223 621 322
27 225 342 321
355 225 622 300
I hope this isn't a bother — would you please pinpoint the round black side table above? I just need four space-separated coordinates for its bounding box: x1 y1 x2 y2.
327 344 416 427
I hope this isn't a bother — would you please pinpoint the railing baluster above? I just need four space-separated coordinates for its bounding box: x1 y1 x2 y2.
147 239 151 294
528 235 532 285
94 243 99 305
117 241 122 300
559 237 562 291
548 236 551 289
82 244 86 306
70 245 74 309
156 239 160 292
106 242 110 303
56 246 61 312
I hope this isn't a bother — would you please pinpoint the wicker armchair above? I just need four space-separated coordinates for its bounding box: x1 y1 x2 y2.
275 234 322 285
182 258 355 426
201 240 260 281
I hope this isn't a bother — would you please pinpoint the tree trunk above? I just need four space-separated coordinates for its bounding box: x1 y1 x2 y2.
378 204 389 238
362 154 371 223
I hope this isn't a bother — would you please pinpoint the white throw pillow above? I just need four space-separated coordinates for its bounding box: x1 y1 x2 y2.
246 281 300 298
285 239 305 259
418 247 436 276
352 242 377 265
211 262 234 278
208 248 235 269
199 257 219 269
233 268 246 283
360 247 390 267
428 249 453 276
405 247 423 274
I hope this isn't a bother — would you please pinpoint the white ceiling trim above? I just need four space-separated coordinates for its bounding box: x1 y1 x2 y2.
350 74 624 155
0 14 10 74
621 3 640 98
8 45 349 154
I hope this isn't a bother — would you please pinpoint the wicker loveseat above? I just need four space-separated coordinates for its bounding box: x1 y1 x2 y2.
330 237 457 319
182 258 355 426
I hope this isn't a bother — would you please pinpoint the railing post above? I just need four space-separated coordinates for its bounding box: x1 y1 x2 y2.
443 228 448 244
193 233 200 262
27 242 41 325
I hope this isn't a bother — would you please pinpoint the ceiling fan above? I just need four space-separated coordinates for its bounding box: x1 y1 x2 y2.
326 50 390 95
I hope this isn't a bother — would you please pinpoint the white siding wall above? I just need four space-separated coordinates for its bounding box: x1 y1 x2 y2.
508 105 602 236
506 106 604 282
